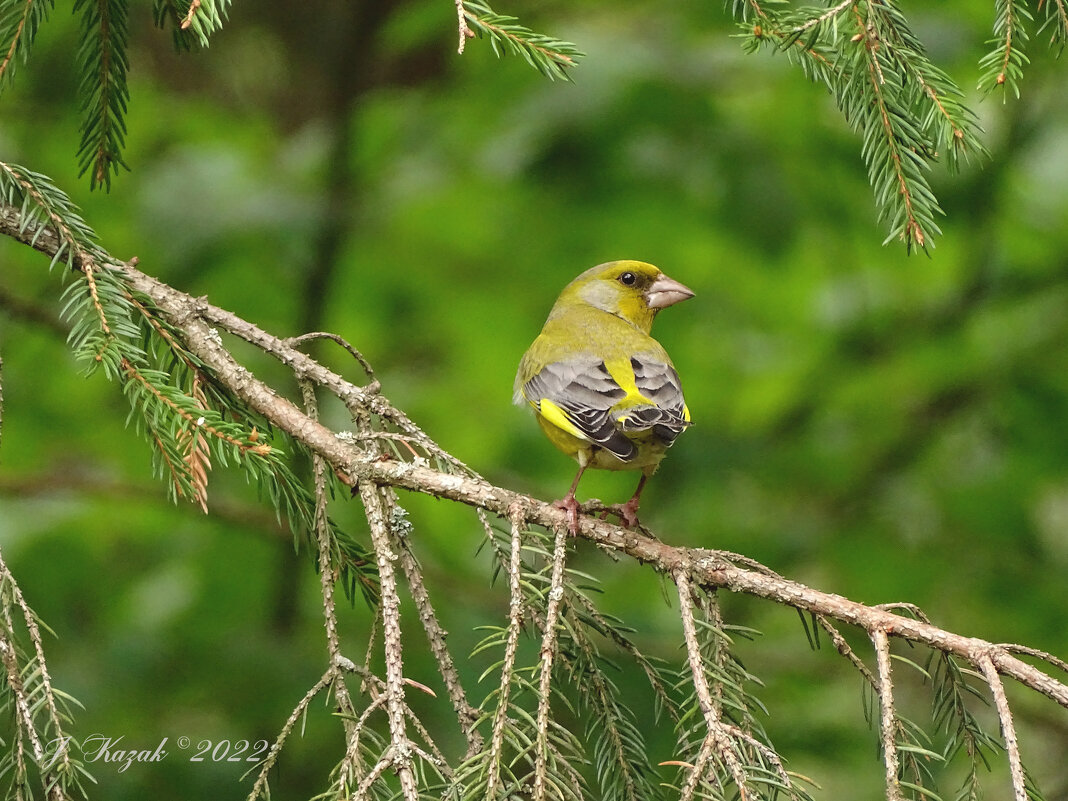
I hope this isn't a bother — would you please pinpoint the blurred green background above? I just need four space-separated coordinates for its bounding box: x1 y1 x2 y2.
1 1 1067 798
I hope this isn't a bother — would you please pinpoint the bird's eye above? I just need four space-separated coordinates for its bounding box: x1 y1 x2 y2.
618 271 637 286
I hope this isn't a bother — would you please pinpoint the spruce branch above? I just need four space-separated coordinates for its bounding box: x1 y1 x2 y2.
461 0 583 81
0 0 52 88
484 507 527 799
872 629 907 801
162 0 230 49
532 524 569 801
391 501 484 758
737 0 988 251
1037 0 1068 48
74 0 130 190
976 655 1027 801
454 0 474 53
301 379 363 792
4 198 1068 799
0 548 90 801
980 0 1033 96
352 420 420 801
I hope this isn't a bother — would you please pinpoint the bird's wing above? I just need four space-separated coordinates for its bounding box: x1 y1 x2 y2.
520 357 638 461
618 356 690 446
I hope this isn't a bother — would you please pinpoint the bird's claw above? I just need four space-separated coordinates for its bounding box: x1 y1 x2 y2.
606 498 641 529
552 496 582 536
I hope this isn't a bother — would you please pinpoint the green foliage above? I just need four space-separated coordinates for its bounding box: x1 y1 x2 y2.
0 562 92 801
670 592 815 801
1 159 380 607
75 0 130 190
979 0 1033 97
737 0 987 252
0 163 101 268
0 0 54 89
462 0 583 81
152 0 231 51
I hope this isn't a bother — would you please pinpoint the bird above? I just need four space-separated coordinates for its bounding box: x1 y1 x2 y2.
514 260 693 533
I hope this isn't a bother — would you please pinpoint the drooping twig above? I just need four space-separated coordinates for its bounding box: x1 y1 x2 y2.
300 380 362 789
532 522 570 801
245 670 334 800
486 504 528 798
390 488 483 757
976 655 1028 801
871 628 906 801
0 547 73 801
676 571 749 798
352 419 419 801
287 331 375 382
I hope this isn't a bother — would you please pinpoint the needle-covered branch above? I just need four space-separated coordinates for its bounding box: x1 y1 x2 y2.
3 194 1068 800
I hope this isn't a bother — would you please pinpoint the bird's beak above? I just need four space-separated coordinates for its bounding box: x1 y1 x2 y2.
645 273 694 310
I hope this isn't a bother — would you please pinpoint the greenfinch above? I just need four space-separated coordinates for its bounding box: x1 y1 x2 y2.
514 260 693 532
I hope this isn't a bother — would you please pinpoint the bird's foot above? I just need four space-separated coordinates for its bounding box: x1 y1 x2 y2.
606 498 642 529
552 496 582 536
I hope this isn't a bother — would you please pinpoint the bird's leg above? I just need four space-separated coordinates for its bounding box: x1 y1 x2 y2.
615 473 648 529
553 463 588 535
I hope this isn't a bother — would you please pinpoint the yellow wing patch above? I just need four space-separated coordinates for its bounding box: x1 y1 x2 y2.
537 398 590 441
603 356 654 409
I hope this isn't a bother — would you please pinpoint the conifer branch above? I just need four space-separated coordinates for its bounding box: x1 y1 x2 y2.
980 0 1033 95
872 629 906 801
1039 0 1068 46
300 380 362 791
676 572 750 797
0 548 88 800
0 0 51 87
484 507 527 798
532 524 569 801
977 655 1028 801
4 198 1068 799
244 670 334 801
455 0 473 53
74 0 130 190
392 496 484 758
461 0 583 81
353 416 420 801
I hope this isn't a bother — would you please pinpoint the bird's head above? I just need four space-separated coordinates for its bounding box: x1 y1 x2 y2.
554 260 694 333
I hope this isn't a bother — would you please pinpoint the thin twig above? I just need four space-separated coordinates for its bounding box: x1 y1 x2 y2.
391 488 483 757
300 380 361 789
245 671 333 800
680 732 718 801
532 523 569 801
998 642 1068 675
486 505 527 798
287 331 375 381
676 571 749 799
792 0 853 35
454 0 473 53
354 415 419 801
976 655 1027 801
814 614 878 689
871 629 905 801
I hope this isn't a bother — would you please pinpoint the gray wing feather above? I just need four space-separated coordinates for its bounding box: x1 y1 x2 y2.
522 359 637 460
620 356 689 446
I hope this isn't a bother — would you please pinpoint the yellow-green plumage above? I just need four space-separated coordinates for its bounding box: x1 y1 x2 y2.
515 260 693 529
